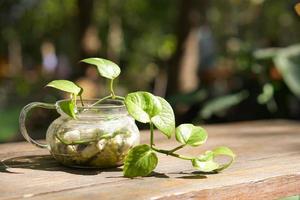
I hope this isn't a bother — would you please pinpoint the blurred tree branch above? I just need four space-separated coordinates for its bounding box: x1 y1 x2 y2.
74 0 95 78
166 0 209 96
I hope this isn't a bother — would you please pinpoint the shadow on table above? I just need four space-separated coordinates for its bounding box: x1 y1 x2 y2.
105 171 208 179
0 155 211 179
147 171 210 179
0 155 122 175
173 171 216 179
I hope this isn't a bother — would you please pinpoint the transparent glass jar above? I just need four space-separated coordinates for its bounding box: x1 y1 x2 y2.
19 99 140 168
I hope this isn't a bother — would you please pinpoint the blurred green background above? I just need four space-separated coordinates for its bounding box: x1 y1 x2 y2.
1 0 300 143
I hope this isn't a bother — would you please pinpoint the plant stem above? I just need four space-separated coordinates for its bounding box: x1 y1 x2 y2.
90 95 112 107
89 95 125 107
115 95 125 100
168 144 186 154
148 124 191 160
110 79 116 99
150 122 154 148
73 94 77 106
152 146 193 161
79 95 84 106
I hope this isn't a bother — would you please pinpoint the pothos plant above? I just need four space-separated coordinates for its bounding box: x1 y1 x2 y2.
46 57 235 178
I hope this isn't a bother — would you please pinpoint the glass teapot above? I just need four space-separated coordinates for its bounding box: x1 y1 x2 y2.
19 99 140 168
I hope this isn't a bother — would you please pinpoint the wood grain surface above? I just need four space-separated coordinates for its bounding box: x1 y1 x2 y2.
0 120 300 200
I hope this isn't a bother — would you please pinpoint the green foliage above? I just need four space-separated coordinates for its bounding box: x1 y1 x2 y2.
0 106 21 141
125 92 162 123
212 146 236 171
200 91 249 119
46 80 82 95
125 92 175 138
123 88 234 177
151 97 175 138
81 58 121 80
57 100 77 119
253 48 279 60
3 0 300 126
257 83 274 104
252 44 300 114
168 90 207 106
274 45 300 99
46 80 82 119
192 152 219 172
192 146 236 172
175 124 207 146
42 57 235 178
123 144 158 178
81 58 121 98
257 83 277 114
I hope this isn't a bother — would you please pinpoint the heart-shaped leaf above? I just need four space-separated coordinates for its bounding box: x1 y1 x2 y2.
192 157 219 172
175 124 207 146
81 58 121 79
57 100 77 119
46 80 82 95
192 146 235 172
212 146 236 172
151 97 175 138
125 92 162 123
123 144 158 177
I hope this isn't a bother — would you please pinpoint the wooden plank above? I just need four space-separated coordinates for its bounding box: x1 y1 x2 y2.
0 120 300 200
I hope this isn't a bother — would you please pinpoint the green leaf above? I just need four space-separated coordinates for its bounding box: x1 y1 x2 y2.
253 48 279 60
167 90 207 106
192 158 219 172
57 100 77 119
192 146 236 172
257 83 274 104
125 92 162 123
81 58 121 79
123 144 158 178
175 124 207 146
46 80 82 95
200 91 248 119
273 45 300 99
151 97 175 138
212 146 236 172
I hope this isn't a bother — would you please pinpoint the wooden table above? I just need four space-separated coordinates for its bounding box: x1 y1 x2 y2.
0 120 300 200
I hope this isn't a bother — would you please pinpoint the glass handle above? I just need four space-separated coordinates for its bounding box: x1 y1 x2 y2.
19 102 56 149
